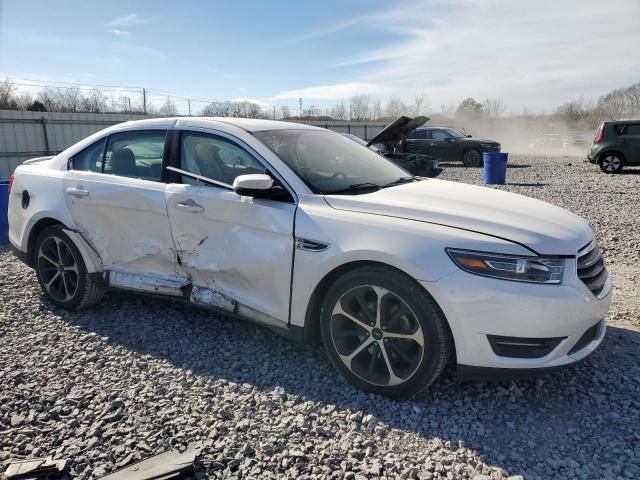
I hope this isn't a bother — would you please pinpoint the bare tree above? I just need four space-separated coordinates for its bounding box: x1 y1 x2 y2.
60 88 82 112
280 105 291 119
303 105 320 118
410 93 429 117
37 88 62 112
241 101 263 118
350 95 371 121
371 100 382 120
159 96 178 115
14 91 34 110
80 89 108 113
331 101 348 120
483 97 507 120
383 97 408 120
201 101 231 117
0 78 17 109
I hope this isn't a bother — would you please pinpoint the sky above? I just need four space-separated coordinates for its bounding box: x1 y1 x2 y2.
1 0 639 114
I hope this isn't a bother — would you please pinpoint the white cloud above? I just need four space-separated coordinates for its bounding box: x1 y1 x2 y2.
106 14 155 27
231 97 271 107
274 0 640 111
271 82 383 101
109 29 130 38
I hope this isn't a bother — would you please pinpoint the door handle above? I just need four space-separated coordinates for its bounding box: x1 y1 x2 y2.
176 200 204 213
66 187 90 197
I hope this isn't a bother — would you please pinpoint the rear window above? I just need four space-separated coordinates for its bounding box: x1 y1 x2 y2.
407 130 427 140
623 124 640 135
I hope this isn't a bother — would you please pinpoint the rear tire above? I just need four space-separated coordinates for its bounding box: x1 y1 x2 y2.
462 149 482 167
599 153 624 173
34 225 105 310
320 265 451 398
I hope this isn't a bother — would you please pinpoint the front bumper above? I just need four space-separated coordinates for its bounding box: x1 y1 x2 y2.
422 261 612 377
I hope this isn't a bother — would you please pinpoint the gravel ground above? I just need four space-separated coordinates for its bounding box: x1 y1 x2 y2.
1 154 638 480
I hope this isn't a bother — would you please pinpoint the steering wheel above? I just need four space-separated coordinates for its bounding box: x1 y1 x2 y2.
332 172 347 179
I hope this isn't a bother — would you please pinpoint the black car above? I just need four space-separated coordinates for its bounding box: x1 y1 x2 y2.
406 125 501 167
343 116 441 177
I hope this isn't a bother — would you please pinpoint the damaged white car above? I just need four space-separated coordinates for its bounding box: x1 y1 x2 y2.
8 118 612 397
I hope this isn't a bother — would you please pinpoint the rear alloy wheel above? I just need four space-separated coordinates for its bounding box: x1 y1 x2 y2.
462 149 482 167
320 266 451 398
599 154 624 173
35 225 104 310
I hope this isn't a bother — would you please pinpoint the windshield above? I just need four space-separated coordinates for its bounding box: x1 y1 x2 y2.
443 128 466 138
254 129 410 194
343 133 381 153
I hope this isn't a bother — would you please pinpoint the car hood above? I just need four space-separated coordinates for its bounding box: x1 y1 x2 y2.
456 137 498 144
324 179 592 255
367 116 429 147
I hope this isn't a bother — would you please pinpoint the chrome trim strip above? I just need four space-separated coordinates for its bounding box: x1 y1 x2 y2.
295 237 329 252
166 166 233 190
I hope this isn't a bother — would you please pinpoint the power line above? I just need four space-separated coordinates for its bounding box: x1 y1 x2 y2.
4 76 144 90
1 75 310 115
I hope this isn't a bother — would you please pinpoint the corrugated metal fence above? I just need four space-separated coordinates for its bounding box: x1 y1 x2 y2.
0 110 387 180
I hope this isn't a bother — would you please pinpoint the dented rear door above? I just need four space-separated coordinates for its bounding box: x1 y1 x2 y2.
63 129 184 280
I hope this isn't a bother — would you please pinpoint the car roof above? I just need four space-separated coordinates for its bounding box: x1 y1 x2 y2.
604 119 640 125
118 117 324 133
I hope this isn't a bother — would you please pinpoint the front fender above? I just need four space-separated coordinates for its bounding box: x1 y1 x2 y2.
289 199 531 328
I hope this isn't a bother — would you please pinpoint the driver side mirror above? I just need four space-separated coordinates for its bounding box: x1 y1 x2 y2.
233 174 274 197
445 137 455 143
466 134 472 138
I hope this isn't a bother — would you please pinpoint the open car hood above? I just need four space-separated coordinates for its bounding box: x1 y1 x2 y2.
367 116 429 147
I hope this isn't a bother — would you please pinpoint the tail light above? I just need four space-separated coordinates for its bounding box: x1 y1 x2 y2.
594 125 604 144
8 175 14 193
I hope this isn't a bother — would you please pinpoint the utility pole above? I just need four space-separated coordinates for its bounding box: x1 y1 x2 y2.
299 97 303 118
188 98 192 116
142 88 147 115
127 97 132 114
273 105 276 120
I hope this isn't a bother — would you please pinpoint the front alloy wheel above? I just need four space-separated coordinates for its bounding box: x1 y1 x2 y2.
330 286 425 387
599 154 623 173
320 266 451 398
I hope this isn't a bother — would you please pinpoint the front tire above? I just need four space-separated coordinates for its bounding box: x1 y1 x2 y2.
462 149 482 167
599 153 624 173
34 225 105 310
320 266 451 398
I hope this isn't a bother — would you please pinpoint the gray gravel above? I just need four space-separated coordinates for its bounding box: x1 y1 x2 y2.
1 154 639 479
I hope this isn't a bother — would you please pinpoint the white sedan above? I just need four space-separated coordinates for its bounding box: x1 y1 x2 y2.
8 118 612 397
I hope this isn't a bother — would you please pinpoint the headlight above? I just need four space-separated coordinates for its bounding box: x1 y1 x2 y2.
480 143 497 148
446 249 564 284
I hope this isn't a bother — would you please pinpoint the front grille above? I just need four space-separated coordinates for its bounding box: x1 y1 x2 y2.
577 240 608 297
568 320 601 355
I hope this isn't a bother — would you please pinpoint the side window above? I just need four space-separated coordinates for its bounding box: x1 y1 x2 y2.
70 138 106 172
180 132 265 187
623 124 640 135
103 130 166 181
407 130 427 140
431 130 451 141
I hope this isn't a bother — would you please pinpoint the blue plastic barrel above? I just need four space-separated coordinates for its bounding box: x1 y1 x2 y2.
483 152 508 184
0 181 9 245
